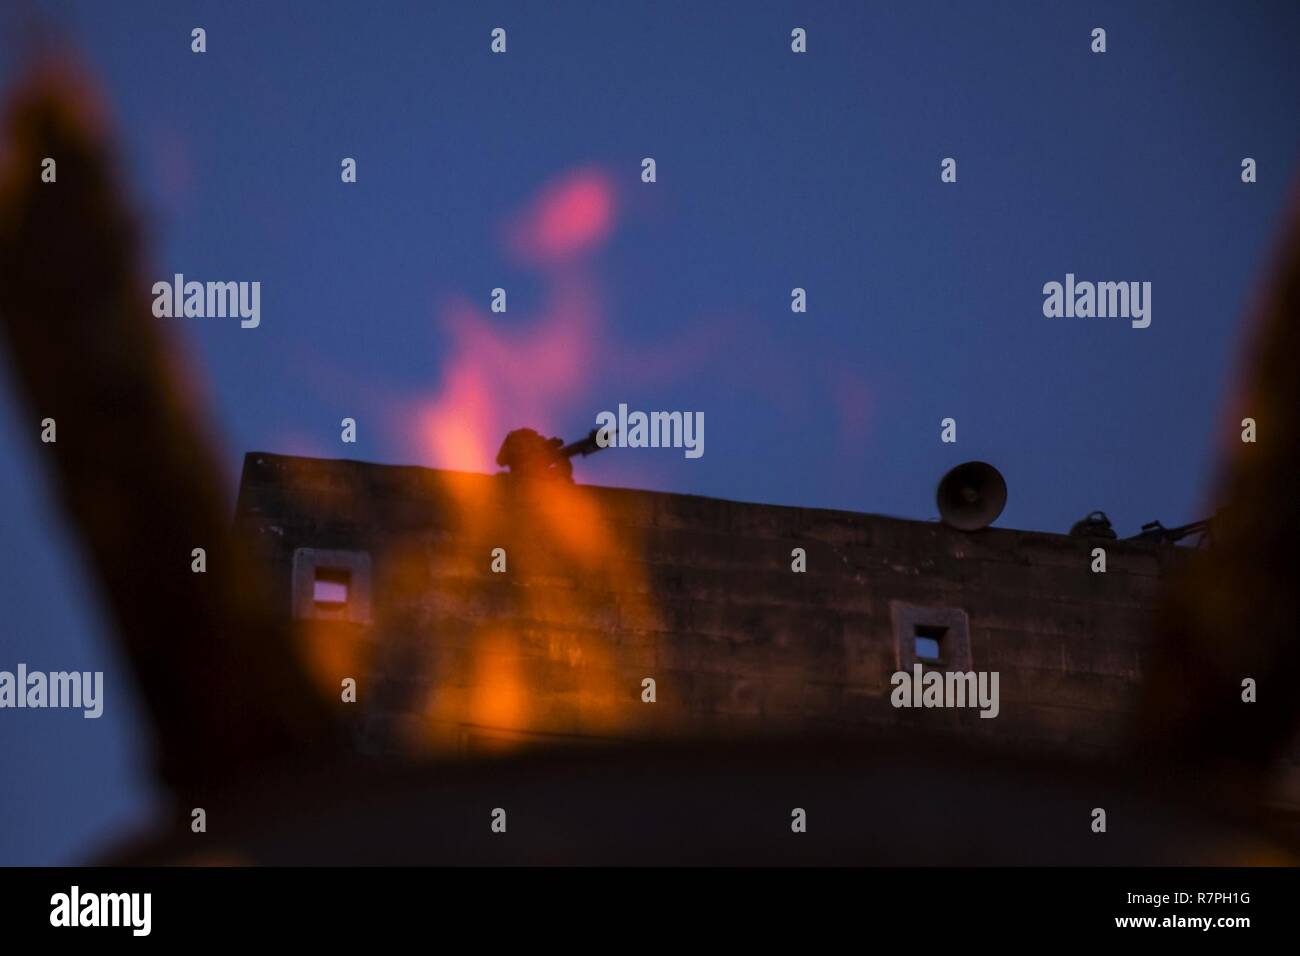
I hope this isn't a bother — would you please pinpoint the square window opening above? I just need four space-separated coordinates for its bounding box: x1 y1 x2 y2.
914 625 947 665
313 567 351 606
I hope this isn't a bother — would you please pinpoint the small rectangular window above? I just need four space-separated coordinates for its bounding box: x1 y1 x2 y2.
914 625 946 664
892 603 971 673
293 549 371 623
313 567 351 605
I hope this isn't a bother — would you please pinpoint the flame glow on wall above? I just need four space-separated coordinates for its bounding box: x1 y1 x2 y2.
297 168 660 753
403 471 663 754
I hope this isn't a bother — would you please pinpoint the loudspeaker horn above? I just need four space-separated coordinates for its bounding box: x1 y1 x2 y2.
936 461 1007 531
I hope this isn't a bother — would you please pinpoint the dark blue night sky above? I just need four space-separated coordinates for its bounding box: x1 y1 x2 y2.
1 1 1297 863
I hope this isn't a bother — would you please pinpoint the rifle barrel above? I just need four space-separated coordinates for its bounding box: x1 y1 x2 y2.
560 428 612 459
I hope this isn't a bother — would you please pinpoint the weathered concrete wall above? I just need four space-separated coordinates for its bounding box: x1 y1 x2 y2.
233 452 1187 760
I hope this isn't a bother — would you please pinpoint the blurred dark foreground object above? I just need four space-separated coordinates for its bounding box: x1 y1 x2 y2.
2 59 1298 865
109 737 1289 865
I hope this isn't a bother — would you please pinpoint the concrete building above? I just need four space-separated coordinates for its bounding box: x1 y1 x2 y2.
233 451 1188 762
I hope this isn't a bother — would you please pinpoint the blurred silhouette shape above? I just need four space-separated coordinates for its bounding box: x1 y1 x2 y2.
0 57 342 806
1134 183 1300 809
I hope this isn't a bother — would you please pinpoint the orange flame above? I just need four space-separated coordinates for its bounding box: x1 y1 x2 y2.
391 168 663 754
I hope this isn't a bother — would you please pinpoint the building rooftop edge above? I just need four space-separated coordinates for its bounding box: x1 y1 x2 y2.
237 450 1173 552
